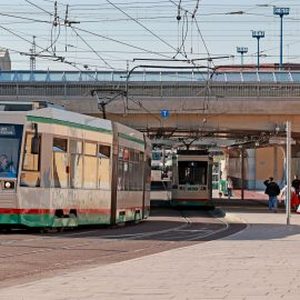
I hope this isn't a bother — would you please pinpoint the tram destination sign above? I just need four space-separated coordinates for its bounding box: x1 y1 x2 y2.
0 125 16 136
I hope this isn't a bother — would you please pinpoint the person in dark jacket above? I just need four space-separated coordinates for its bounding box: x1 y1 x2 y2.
292 175 300 195
264 177 281 212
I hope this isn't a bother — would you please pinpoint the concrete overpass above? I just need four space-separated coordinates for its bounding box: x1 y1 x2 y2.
1 70 300 143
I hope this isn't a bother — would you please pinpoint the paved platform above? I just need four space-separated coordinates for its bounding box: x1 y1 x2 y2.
1 201 300 299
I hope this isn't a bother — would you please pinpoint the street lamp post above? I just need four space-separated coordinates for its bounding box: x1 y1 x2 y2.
273 7 290 70
236 47 248 66
252 31 265 70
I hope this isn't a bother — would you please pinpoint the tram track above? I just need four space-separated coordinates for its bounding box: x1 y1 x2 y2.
0 207 245 287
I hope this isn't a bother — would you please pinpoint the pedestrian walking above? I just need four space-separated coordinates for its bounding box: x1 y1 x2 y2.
227 176 233 199
264 177 280 212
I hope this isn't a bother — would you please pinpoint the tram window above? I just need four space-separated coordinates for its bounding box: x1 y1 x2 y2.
178 161 207 185
117 163 124 190
84 142 97 156
53 151 69 188
52 138 69 188
22 133 40 172
99 145 111 158
83 156 97 189
70 154 83 188
70 140 82 154
152 152 161 161
124 161 130 190
123 148 129 161
118 147 123 159
97 144 111 189
98 157 110 190
53 138 67 152
21 133 41 187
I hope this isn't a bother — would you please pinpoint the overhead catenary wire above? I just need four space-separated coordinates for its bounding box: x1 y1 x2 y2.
24 0 53 16
71 27 115 70
72 26 172 59
105 0 187 59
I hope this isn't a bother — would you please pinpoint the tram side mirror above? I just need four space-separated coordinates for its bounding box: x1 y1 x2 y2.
31 123 40 155
31 135 40 155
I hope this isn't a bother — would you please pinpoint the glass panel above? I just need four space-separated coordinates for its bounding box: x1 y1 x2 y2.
48 72 64 81
129 162 135 189
70 140 82 154
21 133 41 187
152 151 161 161
0 124 23 178
118 147 123 159
258 72 274 82
33 72 48 82
291 72 300 82
53 138 67 152
84 142 97 156
177 72 194 81
22 134 40 172
18 72 31 81
178 161 207 185
275 72 291 82
0 72 14 81
20 172 40 187
112 72 126 81
211 72 225 81
83 156 97 188
226 73 242 82
242 72 258 82
81 72 98 81
123 148 129 161
70 154 82 188
98 158 110 189
194 72 209 81
52 152 69 188
65 72 80 82
99 145 111 158
128 72 144 81
145 72 161 81
124 161 129 190
117 162 124 191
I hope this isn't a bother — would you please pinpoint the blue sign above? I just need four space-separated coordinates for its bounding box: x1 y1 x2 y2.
160 109 170 119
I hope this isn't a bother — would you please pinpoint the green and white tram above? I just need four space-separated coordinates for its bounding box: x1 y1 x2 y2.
0 102 151 228
171 150 214 208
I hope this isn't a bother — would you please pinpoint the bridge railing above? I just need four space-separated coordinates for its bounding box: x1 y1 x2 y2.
0 70 299 83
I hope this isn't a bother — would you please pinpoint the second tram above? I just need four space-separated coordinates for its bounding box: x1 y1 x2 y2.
171 150 213 208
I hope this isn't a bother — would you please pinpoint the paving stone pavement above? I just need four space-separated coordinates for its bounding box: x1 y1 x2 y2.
1 208 300 300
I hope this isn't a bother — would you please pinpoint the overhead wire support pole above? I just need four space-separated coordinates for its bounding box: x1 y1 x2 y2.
286 121 291 225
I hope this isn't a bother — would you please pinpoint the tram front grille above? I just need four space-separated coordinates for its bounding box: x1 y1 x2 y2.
0 193 17 208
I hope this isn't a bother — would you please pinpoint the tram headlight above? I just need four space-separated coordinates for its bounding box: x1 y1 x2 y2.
3 181 14 189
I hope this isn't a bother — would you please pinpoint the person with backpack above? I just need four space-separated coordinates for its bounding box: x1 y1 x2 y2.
264 177 281 213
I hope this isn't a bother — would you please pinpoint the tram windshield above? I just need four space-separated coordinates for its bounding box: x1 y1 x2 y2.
0 124 23 178
178 161 207 185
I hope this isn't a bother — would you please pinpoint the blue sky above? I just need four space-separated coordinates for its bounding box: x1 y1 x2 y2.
0 0 299 70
